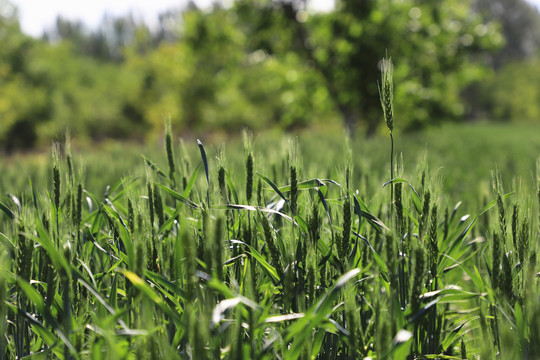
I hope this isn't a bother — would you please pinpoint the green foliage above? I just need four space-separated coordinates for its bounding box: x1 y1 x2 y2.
0 0 509 150
388 0 501 129
300 0 501 132
475 59 540 122
474 0 540 67
29 42 148 141
0 10 47 150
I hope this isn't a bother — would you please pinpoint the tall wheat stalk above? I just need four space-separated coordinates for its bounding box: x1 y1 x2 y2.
379 57 394 224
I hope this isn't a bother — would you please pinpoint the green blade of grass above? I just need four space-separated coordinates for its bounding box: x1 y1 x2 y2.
16 278 45 314
352 193 388 233
224 169 239 204
287 268 361 339
0 232 15 254
408 297 441 324
311 328 325 359
0 200 15 220
316 187 334 266
256 172 291 208
157 205 182 235
443 192 513 265
285 269 361 358
121 269 184 326
230 239 280 284
102 202 134 269
109 271 118 309
316 187 333 236
383 178 421 200
215 204 293 223
352 230 389 282
182 163 201 198
515 302 526 351
5 301 80 359
278 178 328 196
441 322 467 352
387 329 413 360
145 270 186 304
6 194 21 213
197 139 210 205
264 313 305 323
77 259 98 289
420 287 483 303
32 222 71 275
316 236 341 270
156 183 199 209
211 296 260 327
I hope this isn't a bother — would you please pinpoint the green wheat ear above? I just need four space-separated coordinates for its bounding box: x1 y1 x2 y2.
339 195 351 262
52 143 61 212
65 131 73 185
242 130 254 204
164 116 176 187
246 152 253 204
379 57 394 134
492 231 501 290
461 338 467 360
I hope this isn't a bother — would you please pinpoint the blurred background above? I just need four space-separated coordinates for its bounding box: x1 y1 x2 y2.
1 0 540 151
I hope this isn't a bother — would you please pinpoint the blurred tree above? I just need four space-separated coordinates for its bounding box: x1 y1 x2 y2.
0 0 506 151
155 8 184 43
386 0 501 130
26 41 148 142
235 0 501 134
0 1 47 151
473 0 540 68
476 60 540 122
44 13 153 61
126 3 334 136
465 0 540 121
98 13 153 61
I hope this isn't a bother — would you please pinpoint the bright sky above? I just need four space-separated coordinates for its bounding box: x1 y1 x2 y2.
9 0 335 38
7 0 540 38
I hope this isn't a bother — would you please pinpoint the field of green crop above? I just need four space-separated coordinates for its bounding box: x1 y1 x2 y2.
0 119 539 359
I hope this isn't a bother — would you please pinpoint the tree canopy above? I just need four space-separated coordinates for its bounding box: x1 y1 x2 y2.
0 0 537 150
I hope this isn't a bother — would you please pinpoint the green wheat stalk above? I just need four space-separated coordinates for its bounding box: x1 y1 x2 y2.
379 56 394 225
